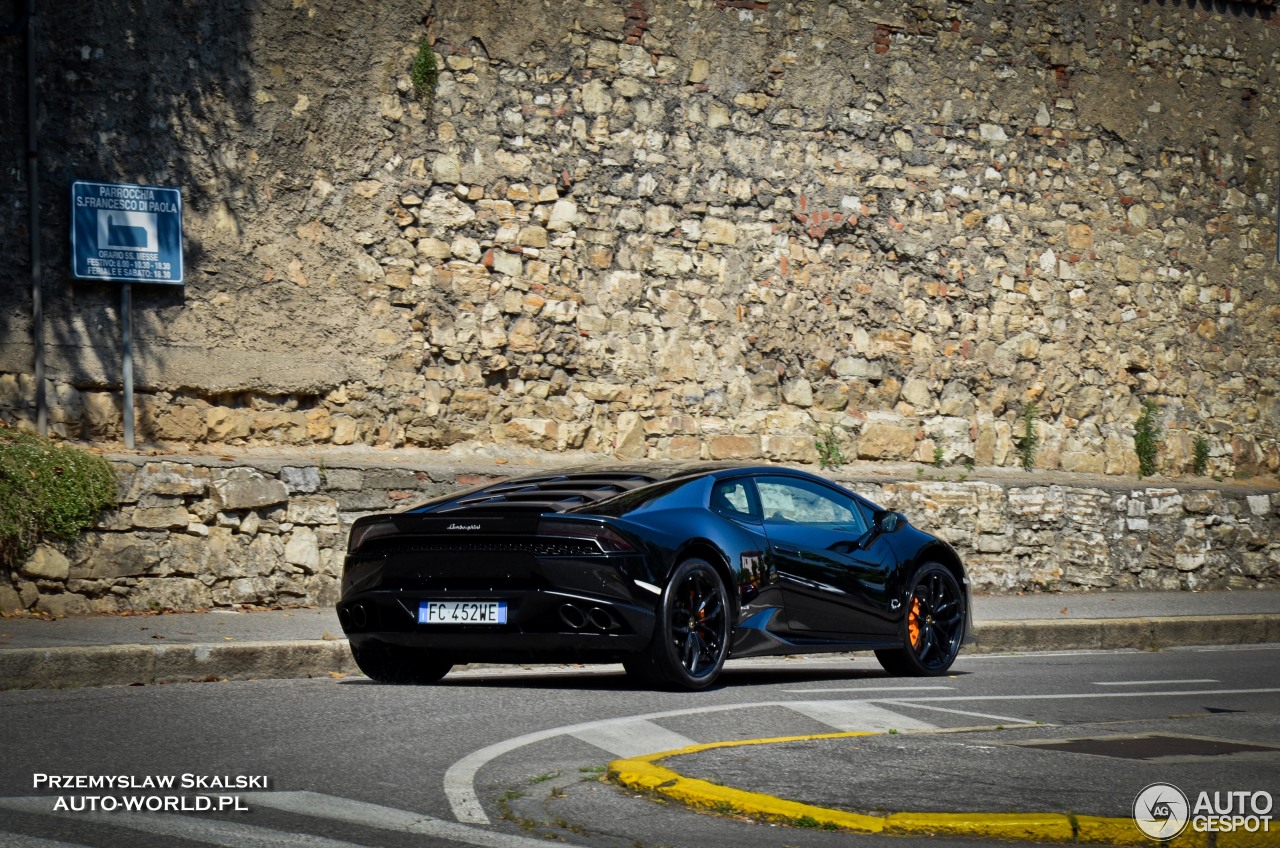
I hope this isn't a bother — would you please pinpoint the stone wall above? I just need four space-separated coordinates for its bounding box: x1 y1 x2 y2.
2 0 1278 479
0 456 474 616
2 456 1276 615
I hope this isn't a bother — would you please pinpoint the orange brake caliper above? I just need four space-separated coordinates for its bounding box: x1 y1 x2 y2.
908 597 922 648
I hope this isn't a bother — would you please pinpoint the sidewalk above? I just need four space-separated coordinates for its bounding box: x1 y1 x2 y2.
2 590 1279 690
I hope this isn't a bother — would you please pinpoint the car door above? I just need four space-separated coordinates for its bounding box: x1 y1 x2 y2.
708 475 776 609
756 474 896 638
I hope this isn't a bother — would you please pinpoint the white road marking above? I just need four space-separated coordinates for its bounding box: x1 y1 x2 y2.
445 686 1280 825
446 703 751 825
244 790 585 848
1093 679 1218 686
877 701 1039 726
569 719 698 758
886 688 1280 704
965 649 1143 659
0 835 91 848
782 686 953 693
0 797 373 848
444 699 930 824
785 701 935 732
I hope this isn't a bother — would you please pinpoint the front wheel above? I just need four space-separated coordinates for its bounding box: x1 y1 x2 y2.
625 558 731 691
875 563 965 676
350 641 453 684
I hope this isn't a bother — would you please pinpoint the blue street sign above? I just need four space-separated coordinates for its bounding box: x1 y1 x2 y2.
71 181 183 285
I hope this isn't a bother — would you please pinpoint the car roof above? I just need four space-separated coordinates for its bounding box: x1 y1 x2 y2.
415 462 807 515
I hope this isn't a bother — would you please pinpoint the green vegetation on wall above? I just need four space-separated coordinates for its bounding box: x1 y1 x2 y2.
1193 434 1210 477
0 424 117 568
1018 402 1039 472
1134 401 1163 478
814 425 847 470
411 37 439 104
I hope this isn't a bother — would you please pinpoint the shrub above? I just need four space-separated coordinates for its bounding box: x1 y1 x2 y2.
0 424 116 568
1134 401 1162 478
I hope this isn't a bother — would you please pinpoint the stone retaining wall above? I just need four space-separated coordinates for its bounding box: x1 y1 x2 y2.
2 456 1276 616
2 0 1278 479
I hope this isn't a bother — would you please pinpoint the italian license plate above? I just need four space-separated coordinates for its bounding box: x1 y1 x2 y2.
418 600 508 625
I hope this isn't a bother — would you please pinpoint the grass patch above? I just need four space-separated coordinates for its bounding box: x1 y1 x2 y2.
0 424 116 568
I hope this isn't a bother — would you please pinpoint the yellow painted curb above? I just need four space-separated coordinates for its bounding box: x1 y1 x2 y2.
608 731 1278 846
607 732 886 833
1216 829 1280 848
1074 815 1152 846
884 810 1073 842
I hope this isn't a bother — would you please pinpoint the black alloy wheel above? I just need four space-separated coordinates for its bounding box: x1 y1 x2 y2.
875 562 965 676
350 641 453 684
625 558 730 690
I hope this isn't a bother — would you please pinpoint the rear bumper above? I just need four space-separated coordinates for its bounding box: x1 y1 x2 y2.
338 587 655 663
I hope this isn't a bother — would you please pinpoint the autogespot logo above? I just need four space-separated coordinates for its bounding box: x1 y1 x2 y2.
1134 782 1190 840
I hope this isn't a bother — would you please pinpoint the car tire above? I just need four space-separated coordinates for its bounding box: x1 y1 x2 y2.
626 558 731 691
350 641 453 684
875 562 965 677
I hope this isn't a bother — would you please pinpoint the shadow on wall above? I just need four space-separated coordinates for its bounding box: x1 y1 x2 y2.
0 1 263 395
1 0 426 438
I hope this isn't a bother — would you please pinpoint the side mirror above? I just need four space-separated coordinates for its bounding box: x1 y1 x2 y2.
875 510 902 534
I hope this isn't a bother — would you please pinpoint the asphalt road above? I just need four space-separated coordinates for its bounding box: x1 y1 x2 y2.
1 645 1277 848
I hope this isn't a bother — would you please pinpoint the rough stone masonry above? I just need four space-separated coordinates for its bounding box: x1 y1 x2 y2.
1 0 1278 480
2 457 1277 615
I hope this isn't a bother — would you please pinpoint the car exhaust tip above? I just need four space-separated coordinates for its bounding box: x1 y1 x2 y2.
351 603 368 629
337 606 352 630
559 603 587 630
587 606 618 631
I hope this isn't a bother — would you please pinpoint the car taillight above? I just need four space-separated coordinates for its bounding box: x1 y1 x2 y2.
539 518 636 552
347 520 397 553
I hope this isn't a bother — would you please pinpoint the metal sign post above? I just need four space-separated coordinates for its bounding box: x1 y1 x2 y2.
26 0 45 436
69 180 182 449
121 283 134 448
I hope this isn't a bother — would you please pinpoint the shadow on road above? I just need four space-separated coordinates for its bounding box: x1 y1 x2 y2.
336 664 972 691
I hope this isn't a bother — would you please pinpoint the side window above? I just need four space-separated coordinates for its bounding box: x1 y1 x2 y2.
756 476 868 533
711 479 760 522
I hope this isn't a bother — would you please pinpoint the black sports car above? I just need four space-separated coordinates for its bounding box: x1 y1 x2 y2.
338 463 969 690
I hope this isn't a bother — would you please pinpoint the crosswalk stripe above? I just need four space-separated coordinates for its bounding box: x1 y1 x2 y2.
877 700 1038 726
0 834 92 848
784 700 936 732
243 790 585 848
568 719 698 757
0 797 375 848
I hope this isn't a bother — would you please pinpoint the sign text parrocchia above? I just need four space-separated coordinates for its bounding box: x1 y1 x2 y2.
70 181 183 285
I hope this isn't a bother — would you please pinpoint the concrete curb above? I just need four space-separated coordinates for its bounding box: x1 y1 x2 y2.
0 640 359 690
608 733 1273 847
1 614 1277 690
968 615 1280 654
